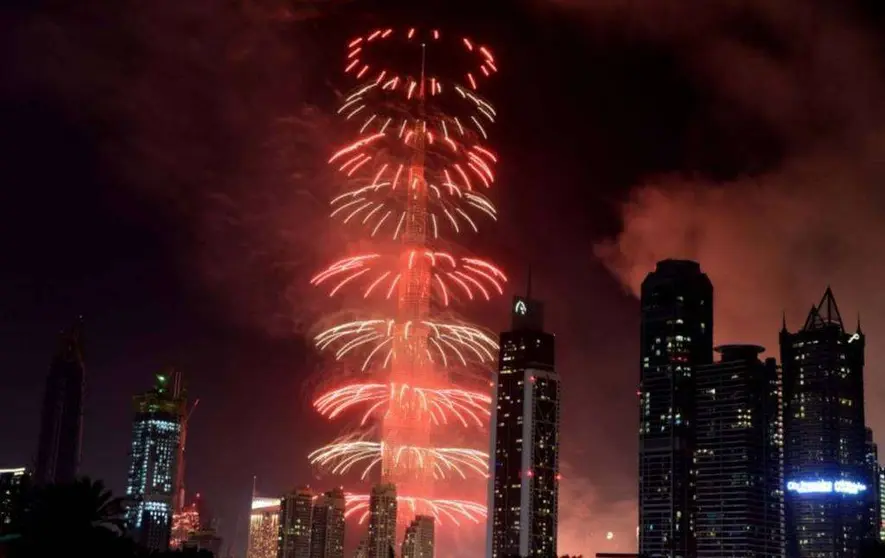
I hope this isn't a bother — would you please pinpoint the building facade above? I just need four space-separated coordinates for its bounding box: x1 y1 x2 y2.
248 497 280 558
487 292 560 558
782 288 874 557
125 369 186 551
0 468 29 535
402 515 434 558
310 488 345 558
279 487 315 558
879 467 885 541
694 345 784 557
367 483 397 558
639 260 713 558
866 429 880 545
183 525 223 555
35 320 85 486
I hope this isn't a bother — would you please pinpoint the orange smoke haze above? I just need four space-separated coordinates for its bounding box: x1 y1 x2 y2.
557 0 885 554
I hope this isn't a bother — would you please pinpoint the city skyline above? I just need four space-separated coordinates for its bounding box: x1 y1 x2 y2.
5 1 885 557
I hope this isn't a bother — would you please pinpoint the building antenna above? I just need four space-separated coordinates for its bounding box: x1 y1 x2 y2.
526 265 533 300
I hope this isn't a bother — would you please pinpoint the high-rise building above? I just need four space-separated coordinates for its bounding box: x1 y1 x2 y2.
867 429 881 545
638 259 713 558
34 320 85 486
0 467 29 534
310 488 345 558
782 288 874 557
402 515 434 558
487 287 560 558
694 345 784 557
879 467 885 541
367 483 397 558
279 487 315 558
125 369 186 551
353 539 368 558
248 497 281 558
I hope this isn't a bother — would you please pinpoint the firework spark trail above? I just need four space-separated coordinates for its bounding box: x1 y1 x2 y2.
309 27 502 529
309 441 488 480
311 252 506 304
344 494 487 527
314 383 492 427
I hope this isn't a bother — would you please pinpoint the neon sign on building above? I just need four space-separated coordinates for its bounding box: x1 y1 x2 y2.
786 479 867 495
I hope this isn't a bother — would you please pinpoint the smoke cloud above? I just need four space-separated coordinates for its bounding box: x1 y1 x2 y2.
588 0 885 482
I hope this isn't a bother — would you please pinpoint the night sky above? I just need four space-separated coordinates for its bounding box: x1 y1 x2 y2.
3 0 885 556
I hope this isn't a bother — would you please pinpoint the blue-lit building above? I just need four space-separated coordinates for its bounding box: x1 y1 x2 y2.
126 369 186 551
781 289 876 557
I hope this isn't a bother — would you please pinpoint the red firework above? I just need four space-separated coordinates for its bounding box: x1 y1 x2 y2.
309 27 502 532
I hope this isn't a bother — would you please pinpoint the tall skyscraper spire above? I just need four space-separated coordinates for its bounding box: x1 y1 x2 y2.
526 265 533 300
34 317 86 485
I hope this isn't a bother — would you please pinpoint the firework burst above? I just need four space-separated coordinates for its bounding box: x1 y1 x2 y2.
314 383 491 428
308 27 502 537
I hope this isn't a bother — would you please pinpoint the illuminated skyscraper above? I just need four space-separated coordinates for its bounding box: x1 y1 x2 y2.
402 515 434 558
125 369 186 551
694 345 784 557
487 287 560 558
310 488 345 558
279 487 315 558
638 259 713 558
782 288 875 557
367 483 397 558
248 497 281 558
35 320 85 486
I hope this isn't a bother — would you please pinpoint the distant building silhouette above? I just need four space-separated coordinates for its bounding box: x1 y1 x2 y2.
487 277 560 558
781 289 876 557
125 368 186 551
694 345 784 556
34 319 85 485
367 483 396 558
638 260 713 558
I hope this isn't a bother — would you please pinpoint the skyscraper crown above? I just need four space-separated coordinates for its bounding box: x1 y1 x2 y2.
802 287 844 333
